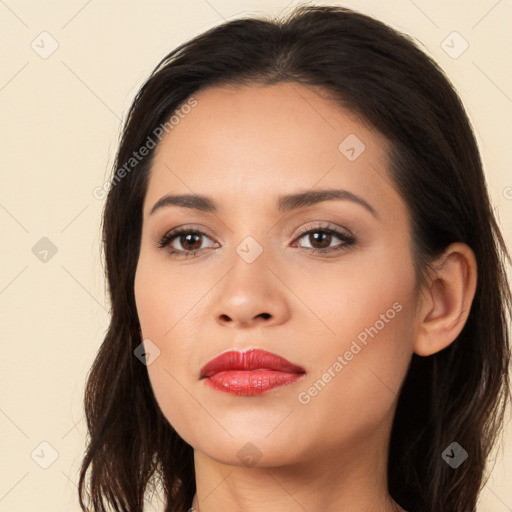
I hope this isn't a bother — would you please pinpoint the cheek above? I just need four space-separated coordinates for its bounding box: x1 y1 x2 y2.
146 356 206 446
290 235 415 347
292 298 414 453
291 245 416 421
134 254 216 437
134 258 204 444
134 251 204 339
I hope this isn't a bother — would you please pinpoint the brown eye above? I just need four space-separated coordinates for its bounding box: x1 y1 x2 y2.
177 232 203 251
304 231 333 249
294 226 356 253
156 228 217 257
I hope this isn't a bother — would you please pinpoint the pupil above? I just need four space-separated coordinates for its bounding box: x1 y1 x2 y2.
183 233 201 250
311 231 330 248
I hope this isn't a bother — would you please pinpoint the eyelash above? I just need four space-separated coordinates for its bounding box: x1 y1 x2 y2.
156 223 356 259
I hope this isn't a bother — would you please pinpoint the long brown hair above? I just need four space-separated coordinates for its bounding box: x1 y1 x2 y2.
78 4 511 512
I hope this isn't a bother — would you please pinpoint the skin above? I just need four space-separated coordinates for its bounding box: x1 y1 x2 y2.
134 82 477 512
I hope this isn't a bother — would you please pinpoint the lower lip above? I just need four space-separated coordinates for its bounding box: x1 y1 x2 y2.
203 370 305 396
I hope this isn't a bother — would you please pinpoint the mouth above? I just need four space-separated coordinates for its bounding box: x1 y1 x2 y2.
200 348 306 396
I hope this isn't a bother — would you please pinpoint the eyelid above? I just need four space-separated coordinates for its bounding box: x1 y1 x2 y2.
155 224 219 250
157 223 217 242
292 221 353 239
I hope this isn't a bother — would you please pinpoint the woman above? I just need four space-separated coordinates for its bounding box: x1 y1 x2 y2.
78 5 511 512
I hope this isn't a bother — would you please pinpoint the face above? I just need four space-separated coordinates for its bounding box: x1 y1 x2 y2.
134 82 420 467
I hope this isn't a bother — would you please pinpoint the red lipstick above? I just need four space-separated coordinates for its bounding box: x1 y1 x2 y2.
200 349 306 396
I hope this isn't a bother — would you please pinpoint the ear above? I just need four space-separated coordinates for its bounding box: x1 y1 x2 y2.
413 242 478 357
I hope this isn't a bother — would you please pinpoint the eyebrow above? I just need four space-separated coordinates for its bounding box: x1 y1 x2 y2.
149 188 378 219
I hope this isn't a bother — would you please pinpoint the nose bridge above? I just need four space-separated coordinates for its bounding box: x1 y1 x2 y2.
212 232 289 327
225 206 273 270
225 233 272 301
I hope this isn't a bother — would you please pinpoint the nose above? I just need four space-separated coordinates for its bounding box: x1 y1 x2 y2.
213 248 290 329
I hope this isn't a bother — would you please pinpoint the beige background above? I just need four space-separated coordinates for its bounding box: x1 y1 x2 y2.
0 0 511 510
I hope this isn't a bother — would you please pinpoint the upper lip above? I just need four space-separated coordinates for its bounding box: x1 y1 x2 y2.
200 349 306 378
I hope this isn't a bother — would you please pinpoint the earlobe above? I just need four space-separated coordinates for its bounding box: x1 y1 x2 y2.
413 243 478 357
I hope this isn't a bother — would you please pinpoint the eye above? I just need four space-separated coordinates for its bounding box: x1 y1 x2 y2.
156 227 218 258
292 223 356 253
156 222 356 259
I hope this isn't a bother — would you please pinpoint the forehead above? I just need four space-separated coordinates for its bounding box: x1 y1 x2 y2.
153 82 385 161
144 82 400 219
